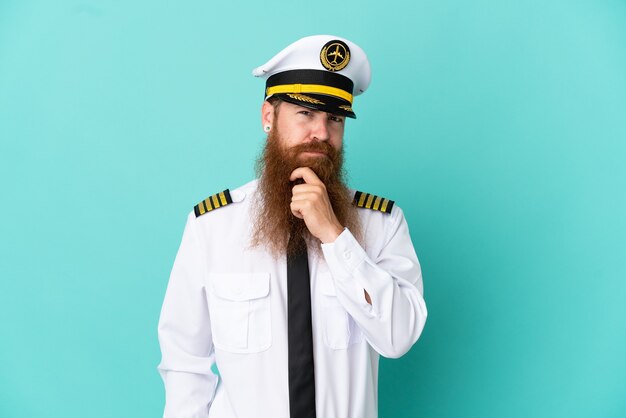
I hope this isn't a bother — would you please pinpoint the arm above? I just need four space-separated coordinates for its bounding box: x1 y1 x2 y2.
321 207 427 358
287 167 427 358
157 213 218 418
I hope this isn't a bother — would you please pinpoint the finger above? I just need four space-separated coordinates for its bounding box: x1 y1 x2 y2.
289 167 323 185
290 199 314 211
291 192 319 202
291 184 323 195
290 202 305 219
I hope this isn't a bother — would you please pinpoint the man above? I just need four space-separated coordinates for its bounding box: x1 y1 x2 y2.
158 35 427 418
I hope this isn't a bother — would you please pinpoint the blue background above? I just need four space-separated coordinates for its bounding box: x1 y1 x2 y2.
1 0 625 417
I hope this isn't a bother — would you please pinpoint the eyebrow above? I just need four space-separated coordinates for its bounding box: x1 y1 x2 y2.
294 105 343 119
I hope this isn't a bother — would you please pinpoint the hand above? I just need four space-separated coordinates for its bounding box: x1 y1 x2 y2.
289 167 344 243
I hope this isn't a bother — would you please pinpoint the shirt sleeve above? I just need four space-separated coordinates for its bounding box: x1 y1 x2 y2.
320 207 427 358
157 213 218 418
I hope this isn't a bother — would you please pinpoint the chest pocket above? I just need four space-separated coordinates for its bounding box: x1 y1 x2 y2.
207 273 272 354
319 273 363 350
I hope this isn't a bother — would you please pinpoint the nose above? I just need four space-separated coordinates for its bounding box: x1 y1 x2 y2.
311 114 330 142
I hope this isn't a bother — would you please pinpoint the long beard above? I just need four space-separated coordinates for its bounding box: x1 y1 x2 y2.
251 128 361 258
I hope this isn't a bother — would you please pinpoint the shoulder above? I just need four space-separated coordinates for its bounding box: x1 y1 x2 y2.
351 189 409 250
191 179 257 218
352 189 397 215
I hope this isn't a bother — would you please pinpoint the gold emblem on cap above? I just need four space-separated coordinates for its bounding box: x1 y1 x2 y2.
320 40 350 72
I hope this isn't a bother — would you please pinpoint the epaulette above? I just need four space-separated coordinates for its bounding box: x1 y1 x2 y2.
353 190 395 214
194 189 234 217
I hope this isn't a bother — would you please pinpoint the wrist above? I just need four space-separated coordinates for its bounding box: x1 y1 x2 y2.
320 223 344 244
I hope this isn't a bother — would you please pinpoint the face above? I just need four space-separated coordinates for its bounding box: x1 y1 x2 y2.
262 100 345 161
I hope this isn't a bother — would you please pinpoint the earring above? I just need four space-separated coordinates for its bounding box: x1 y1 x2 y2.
264 125 271 132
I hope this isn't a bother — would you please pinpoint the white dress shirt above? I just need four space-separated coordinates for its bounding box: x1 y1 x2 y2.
157 179 427 418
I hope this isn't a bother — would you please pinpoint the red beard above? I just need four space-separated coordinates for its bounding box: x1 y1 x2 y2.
251 127 361 257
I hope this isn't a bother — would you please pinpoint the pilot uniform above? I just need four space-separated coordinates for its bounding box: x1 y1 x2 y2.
157 35 427 418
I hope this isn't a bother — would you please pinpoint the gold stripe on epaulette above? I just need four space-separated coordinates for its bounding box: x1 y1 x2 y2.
357 192 367 207
194 189 234 217
353 190 395 214
373 196 382 211
380 198 390 213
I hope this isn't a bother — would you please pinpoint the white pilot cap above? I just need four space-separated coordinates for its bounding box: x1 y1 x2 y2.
252 35 371 118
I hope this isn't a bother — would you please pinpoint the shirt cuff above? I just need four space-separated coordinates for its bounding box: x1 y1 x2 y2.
320 228 367 280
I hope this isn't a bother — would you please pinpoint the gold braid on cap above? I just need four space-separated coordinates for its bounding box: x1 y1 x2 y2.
286 93 325 105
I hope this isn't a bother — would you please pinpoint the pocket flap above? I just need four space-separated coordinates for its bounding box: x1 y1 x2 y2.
210 273 270 301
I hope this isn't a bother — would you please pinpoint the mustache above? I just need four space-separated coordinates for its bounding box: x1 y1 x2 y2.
287 141 336 157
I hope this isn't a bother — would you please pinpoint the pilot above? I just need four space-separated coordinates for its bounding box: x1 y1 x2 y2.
157 34 428 418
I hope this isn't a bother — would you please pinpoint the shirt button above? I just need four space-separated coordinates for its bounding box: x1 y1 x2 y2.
343 251 351 260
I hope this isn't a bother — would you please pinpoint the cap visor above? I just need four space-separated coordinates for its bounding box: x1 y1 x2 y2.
271 93 356 119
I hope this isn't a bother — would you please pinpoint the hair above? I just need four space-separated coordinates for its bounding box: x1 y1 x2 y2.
267 96 282 114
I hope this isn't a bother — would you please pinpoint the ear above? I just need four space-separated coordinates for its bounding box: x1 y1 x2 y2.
261 100 276 130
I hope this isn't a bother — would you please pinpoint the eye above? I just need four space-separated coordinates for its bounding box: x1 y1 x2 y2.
329 115 345 123
298 110 311 116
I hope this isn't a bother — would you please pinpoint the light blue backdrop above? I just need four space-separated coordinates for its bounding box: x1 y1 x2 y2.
1 1 625 417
